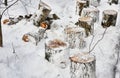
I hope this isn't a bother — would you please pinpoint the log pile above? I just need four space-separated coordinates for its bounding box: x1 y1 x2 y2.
101 10 118 28
33 1 59 29
45 39 69 68
64 27 86 49
70 52 96 78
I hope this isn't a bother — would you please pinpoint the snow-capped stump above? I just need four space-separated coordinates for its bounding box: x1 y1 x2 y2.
108 0 118 5
89 0 100 7
64 27 86 49
70 52 95 78
101 10 118 28
45 39 69 68
81 7 99 23
33 1 51 26
2 19 9 24
78 17 93 37
76 0 89 16
22 28 46 45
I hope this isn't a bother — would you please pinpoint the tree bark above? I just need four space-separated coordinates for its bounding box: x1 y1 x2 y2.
64 27 86 49
108 0 118 4
76 0 89 16
0 15 3 47
81 7 99 23
78 17 94 37
45 39 69 68
70 52 96 78
101 10 118 28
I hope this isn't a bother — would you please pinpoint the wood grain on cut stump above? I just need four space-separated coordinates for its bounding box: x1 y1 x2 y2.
78 17 94 37
64 27 86 49
70 52 95 78
45 39 69 68
81 7 99 22
101 10 117 28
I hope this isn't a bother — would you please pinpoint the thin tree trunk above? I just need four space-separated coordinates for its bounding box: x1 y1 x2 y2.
0 15 3 47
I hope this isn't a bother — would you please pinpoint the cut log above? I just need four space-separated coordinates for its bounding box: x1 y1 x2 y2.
76 0 89 16
45 39 69 68
64 27 86 49
33 1 51 26
90 0 100 7
81 7 99 22
70 52 95 78
22 28 46 45
78 17 94 37
101 10 118 28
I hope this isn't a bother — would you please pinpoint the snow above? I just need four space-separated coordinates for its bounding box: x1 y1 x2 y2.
0 0 120 78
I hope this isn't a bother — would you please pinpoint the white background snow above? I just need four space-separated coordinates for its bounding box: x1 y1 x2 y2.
0 0 120 78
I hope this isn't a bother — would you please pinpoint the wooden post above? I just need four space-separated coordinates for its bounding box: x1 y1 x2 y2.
78 17 94 37
33 1 51 26
64 27 86 49
70 52 95 78
76 0 89 16
101 10 118 28
81 7 99 23
45 39 69 68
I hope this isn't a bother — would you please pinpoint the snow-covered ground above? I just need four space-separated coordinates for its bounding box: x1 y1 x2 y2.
0 0 120 78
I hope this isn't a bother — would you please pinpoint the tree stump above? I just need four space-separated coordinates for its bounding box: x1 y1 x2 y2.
101 10 118 28
33 1 51 26
81 7 99 22
45 39 69 68
64 27 86 49
76 0 89 16
70 52 95 78
78 17 94 37
108 0 118 5
90 0 100 7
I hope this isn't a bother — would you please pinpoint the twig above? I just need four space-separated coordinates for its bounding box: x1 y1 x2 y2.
89 28 108 53
1 0 19 18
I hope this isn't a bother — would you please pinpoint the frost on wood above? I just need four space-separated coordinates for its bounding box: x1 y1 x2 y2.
45 39 69 68
22 28 46 45
76 0 89 16
78 17 94 37
33 1 51 26
70 52 95 78
101 10 118 28
90 0 100 7
81 7 99 23
64 27 86 49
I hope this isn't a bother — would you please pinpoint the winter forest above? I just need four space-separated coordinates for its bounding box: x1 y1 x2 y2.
0 0 120 78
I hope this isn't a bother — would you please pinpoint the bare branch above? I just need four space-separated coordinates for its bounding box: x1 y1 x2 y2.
1 0 19 18
89 28 108 53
